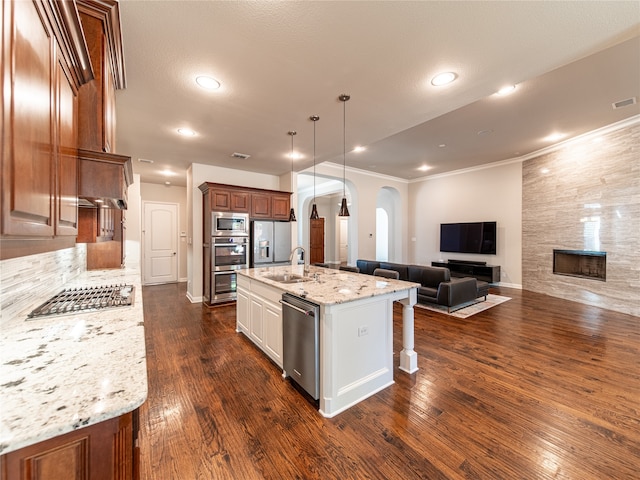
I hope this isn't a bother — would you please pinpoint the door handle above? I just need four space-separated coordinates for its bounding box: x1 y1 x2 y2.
173 252 177 255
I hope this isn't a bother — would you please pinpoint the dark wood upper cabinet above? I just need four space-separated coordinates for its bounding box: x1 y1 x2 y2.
250 193 272 218
1 0 56 238
271 193 291 220
74 0 130 270
57 56 80 236
199 183 291 220
1 0 93 259
77 0 126 153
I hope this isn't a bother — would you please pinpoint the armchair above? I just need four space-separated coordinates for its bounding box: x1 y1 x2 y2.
407 265 479 312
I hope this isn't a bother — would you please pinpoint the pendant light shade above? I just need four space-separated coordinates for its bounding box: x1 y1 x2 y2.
310 115 320 220
310 204 319 220
288 130 297 222
338 94 350 217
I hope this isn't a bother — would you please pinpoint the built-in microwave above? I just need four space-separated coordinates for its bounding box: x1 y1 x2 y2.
212 212 249 236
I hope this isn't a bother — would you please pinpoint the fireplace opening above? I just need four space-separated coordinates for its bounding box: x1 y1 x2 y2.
553 249 606 281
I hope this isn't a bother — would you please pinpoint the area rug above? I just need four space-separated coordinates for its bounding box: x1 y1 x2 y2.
415 294 511 318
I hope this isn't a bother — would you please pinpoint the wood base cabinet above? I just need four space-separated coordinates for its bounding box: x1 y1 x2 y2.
0 410 139 480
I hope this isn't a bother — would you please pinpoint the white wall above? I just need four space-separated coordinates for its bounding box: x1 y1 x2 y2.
408 161 523 287
125 174 142 270
140 182 188 281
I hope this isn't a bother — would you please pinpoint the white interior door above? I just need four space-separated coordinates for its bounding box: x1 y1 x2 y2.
143 202 178 285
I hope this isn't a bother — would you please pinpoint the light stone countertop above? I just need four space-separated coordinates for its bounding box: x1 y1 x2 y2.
0 268 147 455
239 264 419 305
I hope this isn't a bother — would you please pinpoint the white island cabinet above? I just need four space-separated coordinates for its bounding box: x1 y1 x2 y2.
237 275 284 367
236 265 419 418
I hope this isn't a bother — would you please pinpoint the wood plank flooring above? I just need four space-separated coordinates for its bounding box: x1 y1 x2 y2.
139 284 640 479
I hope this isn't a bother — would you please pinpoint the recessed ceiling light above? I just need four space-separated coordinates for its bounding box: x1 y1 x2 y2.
138 158 154 164
418 165 431 172
495 85 517 96
353 146 366 153
438 144 446 148
431 72 457 86
160 169 176 177
177 128 196 136
165 181 171 185
543 132 567 143
477 129 493 136
287 152 302 160
196 76 221 90
541 168 550 174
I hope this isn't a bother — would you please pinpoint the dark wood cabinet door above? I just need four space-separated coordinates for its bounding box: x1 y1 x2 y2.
210 190 231 211
310 218 325 264
1 411 136 480
271 193 290 220
56 56 79 236
251 193 271 218
205 187 251 213
1 0 55 237
230 191 250 212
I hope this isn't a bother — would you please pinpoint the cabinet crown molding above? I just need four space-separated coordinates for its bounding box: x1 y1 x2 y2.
76 0 126 89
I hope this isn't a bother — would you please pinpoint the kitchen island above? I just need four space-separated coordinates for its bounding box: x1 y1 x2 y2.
0 267 146 477
237 265 419 417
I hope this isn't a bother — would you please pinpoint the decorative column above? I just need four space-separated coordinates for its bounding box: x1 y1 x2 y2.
399 288 418 374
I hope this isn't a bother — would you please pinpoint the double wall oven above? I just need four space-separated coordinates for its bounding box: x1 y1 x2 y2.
209 212 249 304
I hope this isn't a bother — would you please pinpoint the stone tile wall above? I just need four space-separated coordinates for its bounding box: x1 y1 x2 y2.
522 122 640 316
0 245 86 326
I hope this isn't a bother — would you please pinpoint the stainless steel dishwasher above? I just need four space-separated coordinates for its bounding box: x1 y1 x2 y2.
281 293 320 400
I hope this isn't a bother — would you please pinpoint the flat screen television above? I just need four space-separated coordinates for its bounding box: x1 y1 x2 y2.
439 221 496 255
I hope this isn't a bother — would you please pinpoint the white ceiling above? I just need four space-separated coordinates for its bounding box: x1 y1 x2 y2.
115 1 640 187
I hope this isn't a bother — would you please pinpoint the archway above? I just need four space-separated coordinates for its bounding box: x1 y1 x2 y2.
376 186 402 262
296 173 357 266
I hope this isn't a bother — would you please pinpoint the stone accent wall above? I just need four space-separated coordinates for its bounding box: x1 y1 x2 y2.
522 122 640 316
0 245 86 326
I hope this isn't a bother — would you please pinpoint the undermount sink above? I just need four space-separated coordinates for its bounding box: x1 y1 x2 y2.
263 273 313 284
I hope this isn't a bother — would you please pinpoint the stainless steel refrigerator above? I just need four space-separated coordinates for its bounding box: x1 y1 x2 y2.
250 220 292 267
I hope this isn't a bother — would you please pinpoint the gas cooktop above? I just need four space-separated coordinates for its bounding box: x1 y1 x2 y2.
27 284 135 319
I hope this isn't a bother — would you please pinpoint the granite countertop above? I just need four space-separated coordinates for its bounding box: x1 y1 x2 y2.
239 264 419 305
0 268 147 455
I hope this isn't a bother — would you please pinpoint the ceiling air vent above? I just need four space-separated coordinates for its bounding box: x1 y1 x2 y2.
231 152 251 160
612 97 637 109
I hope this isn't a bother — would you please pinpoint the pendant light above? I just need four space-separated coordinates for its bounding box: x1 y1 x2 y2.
310 115 320 220
338 94 350 217
287 130 297 222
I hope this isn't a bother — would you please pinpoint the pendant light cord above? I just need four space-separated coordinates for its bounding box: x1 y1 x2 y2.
287 130 297 222
313 120 316 202
339 94 350 198
342 98 346 198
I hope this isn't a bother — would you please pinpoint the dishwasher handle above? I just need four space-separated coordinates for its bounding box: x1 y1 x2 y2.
279 299 314 316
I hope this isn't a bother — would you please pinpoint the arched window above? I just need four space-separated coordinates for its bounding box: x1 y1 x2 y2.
376 207 388 261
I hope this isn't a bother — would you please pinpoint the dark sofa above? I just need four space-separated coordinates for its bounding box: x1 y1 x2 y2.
356 259 486 312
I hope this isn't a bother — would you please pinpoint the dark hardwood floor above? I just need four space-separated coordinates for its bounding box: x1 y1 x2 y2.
139 283 639 479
